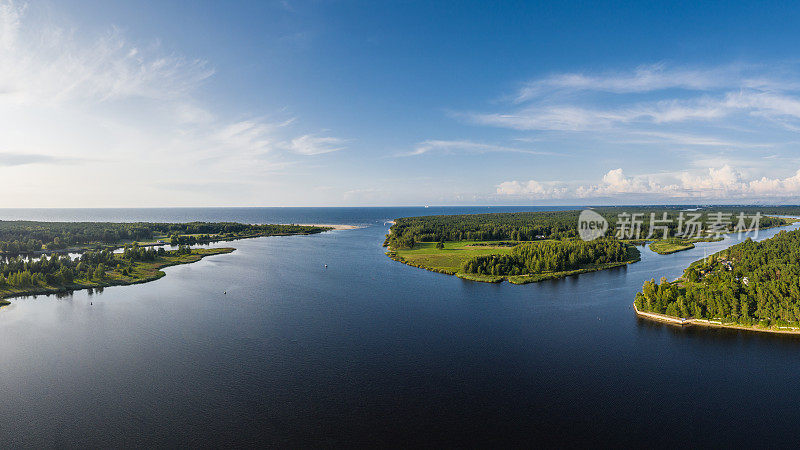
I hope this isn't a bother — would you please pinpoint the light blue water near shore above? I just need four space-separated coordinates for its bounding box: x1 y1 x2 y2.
1 207 799 447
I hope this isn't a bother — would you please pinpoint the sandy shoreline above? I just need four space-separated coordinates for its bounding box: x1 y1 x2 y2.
633 302 800 335
295 223 361 230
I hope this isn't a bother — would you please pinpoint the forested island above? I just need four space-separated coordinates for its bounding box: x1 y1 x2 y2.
0 221 332 305
384 207 795 284
634 227 800 334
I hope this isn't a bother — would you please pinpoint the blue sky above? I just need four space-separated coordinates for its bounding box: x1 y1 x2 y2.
3 0 800 206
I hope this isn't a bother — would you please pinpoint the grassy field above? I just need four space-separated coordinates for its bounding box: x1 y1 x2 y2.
390 241 517 275
388 240 640 284
0 247 234 303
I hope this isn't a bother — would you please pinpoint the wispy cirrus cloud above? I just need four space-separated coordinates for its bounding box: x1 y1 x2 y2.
615 131 772 148
0 3 213 106
466 63 800 145
511 63 790 101
0 152 84 166
0 0 345 206
289 134 347 155
401 139 562 156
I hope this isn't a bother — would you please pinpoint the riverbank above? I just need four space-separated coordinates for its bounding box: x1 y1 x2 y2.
633 302 800 335
0 247 234 305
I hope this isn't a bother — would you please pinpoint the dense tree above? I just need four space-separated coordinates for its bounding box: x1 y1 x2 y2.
636 228 800 327
1 245 202 291
461 238 630 276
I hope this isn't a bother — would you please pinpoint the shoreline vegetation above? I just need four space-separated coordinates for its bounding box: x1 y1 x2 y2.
0 247 234 305
633 220 800 335
0 221 342 306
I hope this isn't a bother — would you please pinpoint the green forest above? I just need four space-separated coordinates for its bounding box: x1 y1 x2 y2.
385 207 790 249
461 238 630 276
635 228 800 327
0 221 330 256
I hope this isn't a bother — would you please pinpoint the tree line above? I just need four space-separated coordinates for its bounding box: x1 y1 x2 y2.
0 221 329 256
0 243 199 290
385 207 790 249
0 250 115 289
461 238 630 276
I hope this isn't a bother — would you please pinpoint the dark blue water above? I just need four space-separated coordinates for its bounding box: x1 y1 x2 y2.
0 207 798 447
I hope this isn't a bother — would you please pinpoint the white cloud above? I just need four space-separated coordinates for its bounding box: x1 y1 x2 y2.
514 64 716 101
513 63 795 102
679 165 745 192
575 168 681 197
749 170 800 195
467 63 800 135
497 165 800 200
468 97 731 131
0 1 344 206
496 180 568 198
289 134 346 155
405 139 561 156
0 152 84 166
618 131 769 148
0 12 213 106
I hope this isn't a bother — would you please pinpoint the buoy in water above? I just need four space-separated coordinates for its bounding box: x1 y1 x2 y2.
324 264 328 268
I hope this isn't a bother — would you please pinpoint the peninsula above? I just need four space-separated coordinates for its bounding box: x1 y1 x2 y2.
0 221 333 305
383 208 794 284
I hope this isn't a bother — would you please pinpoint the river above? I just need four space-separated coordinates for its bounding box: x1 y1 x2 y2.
0 207 798 447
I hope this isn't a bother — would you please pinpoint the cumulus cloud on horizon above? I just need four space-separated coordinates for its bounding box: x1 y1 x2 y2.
497 166 800 200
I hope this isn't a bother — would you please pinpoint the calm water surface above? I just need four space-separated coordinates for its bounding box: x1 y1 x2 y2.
1 207 799 447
